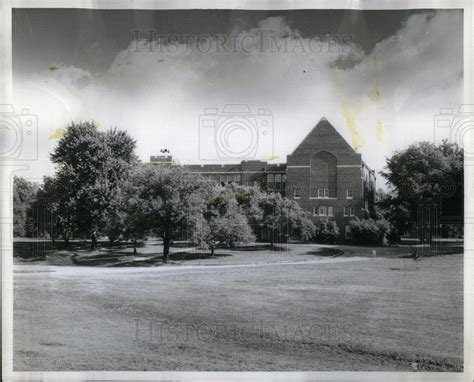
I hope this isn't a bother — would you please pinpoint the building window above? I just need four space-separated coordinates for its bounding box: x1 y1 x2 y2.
344 206 348 216
314 206 332 216
349 206 355 216
275 174 281 190
347 189 353 199
293 187 300 199
267 174 274 190
318 188 323 198
324 188 329 198
311 151 337 199
234 174 241 183
345 226 353 239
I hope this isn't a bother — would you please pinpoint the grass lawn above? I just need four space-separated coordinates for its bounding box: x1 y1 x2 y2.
13 242 463 371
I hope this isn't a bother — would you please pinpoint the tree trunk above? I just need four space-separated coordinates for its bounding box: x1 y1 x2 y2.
64 234 69 248
210 245 215 257
133 239 137 255
91 232 97 251
163 239 170 263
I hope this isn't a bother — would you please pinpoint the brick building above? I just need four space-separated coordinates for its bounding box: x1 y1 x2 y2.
152 117 376 239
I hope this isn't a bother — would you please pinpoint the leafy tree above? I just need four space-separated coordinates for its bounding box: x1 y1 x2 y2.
349 217 391 246
299 217 316 242
381 141 461 198
50 122 137 249
31 174 84 246
31 176 57 242
249 192 311 249
375 188 411 241
227 183 262 212
13 176 39 237
313 220 339 244
131 165 207 263
106 179 149 253
380 141 463 238
192 185 255 256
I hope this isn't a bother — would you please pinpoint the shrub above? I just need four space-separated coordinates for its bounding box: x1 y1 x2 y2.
313 220 340 244
296 217 316 242
349 217 391 246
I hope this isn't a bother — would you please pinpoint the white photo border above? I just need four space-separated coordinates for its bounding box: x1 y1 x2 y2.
1 0 473 381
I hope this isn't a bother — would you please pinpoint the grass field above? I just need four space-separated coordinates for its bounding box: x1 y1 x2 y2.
13 242 463 371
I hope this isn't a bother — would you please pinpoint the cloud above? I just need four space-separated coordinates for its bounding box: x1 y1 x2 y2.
14 10 463 185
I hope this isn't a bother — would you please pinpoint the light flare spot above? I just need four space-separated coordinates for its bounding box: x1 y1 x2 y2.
341 101 364 152
48 128 64 140
376 120 384 141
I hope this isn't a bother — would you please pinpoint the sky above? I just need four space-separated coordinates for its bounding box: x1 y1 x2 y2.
11 8 463 186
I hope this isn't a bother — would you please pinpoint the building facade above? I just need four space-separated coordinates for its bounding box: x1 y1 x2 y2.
283 117 376 239
152 118 376 240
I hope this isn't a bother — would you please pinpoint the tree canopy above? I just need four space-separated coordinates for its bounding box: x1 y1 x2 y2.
49 122 137 248
379 140 463 237
13 176 39 237
192 184 255 255
129 165 208 262
249 192 314 248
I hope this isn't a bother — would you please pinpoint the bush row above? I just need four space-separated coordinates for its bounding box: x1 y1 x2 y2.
306 218 392 245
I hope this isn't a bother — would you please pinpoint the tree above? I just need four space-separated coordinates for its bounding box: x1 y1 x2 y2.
226 183 262 212
249 192 312 248
349 217 391 246
192 185 255 256
131 165 207 263
380 141 463 239
106 179 149 254
299 217 316 242
50 122 137 249
31 176 59 243
33 174 81 246
13 176 39 237
375 188 411 241
381 141 461 199
313 220 339 244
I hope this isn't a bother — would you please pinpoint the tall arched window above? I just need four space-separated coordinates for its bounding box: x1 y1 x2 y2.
310 151 337 198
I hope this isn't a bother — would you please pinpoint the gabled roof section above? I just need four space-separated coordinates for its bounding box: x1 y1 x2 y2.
291 117 356 155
